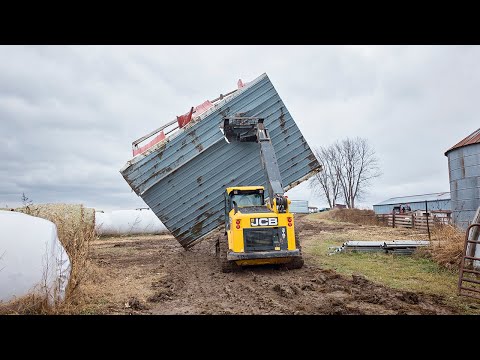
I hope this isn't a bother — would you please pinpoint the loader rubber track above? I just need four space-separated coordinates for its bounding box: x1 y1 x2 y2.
284 231 304 270
217 235 242 273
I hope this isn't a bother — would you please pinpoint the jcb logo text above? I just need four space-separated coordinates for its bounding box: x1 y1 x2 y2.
250 218 278 227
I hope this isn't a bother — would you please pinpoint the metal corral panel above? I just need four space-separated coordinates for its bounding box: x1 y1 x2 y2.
344 241 386 247
289 200 309 214
339 240 429 255
120 73 321 248
383 240 430 247
373 199 451 215
446 142 480 230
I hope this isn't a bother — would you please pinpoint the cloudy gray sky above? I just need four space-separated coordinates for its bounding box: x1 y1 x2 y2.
1 45 478 210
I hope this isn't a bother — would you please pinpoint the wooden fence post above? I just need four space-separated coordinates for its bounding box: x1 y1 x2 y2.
392 212 395 228
412 214 415 229
425 201 431 241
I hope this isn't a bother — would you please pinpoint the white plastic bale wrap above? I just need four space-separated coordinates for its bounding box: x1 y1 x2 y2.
95 209 168 235
0 211 71 304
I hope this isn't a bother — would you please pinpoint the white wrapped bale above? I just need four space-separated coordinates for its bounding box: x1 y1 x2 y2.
95 209 168 235
0 211 71 304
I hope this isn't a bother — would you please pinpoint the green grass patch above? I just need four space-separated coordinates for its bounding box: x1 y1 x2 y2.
305 234 480 314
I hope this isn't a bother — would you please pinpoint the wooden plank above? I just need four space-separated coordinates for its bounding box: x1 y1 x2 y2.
415 220 430 225
461 278 480 285
462 269 480 275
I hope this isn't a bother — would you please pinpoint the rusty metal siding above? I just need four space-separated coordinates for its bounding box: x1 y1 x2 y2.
445 128 480 155
447 142 480 230
120 73 321 248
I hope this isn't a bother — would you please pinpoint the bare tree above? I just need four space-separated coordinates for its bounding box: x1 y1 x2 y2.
20 192 39 216
310 146 341 208
332 137 381 208
21 192 33 207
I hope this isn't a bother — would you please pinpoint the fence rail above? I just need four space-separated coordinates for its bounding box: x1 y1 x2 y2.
376 213 452 231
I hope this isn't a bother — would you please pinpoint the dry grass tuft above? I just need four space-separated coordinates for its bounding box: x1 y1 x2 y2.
0 203 96 314
0 294 53 315
424 224 465 270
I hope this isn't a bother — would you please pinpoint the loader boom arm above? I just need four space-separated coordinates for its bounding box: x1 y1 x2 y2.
221 117 288 212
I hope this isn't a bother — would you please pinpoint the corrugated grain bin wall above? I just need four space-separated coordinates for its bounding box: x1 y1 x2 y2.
445 128 480 230
120 73 321 248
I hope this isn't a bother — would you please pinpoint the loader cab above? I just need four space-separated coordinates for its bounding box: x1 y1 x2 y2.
224 186 265 229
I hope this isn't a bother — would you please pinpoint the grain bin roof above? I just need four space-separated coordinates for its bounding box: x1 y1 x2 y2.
445 128 480 156
373 192 451 206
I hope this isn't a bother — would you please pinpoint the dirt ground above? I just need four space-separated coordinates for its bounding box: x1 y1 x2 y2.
80 215 459 315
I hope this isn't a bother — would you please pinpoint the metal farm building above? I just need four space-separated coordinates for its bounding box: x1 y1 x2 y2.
289 200 309 214
373 192 451 215
445 128 480 230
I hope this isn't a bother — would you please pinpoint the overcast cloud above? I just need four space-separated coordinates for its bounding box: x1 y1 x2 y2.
1 45 478 210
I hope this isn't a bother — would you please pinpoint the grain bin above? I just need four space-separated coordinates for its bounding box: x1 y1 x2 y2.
445 128 480 230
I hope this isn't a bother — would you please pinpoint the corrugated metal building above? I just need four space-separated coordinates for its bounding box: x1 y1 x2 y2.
289 200 309 214
373 192 451 215
120 73 321 248
445 128 480 230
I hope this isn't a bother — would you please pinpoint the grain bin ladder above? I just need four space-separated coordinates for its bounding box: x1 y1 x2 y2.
458 223 480 299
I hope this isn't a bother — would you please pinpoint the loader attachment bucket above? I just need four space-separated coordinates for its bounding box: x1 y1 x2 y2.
221 117 262 143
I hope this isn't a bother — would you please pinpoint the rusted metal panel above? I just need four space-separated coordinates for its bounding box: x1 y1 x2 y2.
447 142 480 230
445 128 480 155
120 73 321 248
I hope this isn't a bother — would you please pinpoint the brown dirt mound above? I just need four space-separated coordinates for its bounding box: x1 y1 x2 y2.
316 208 381 226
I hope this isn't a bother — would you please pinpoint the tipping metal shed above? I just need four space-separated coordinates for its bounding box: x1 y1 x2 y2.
120 73 321 248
